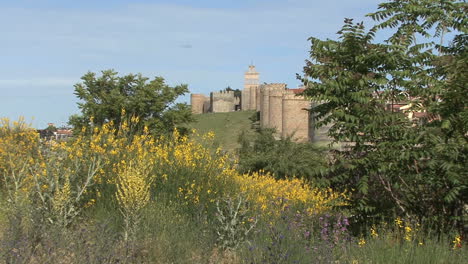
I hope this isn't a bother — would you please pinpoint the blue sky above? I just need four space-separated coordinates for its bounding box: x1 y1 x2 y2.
0 0 383 128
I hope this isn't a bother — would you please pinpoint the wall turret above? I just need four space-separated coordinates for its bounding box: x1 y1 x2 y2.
210 90 236 112
269 89 284 133
244 65 259 110
191 94 208 114
281 92 311 142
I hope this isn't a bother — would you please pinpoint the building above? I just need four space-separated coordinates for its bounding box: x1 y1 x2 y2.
190 65 326 142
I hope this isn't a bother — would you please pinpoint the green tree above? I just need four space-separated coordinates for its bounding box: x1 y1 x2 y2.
299 0 467 232
237 129 327 183
69 70 193 135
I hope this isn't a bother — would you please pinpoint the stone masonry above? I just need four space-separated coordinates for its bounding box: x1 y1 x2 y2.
210 90 238 112
243 65 260 111
190 94 210 114
190 65 328 142
281 91 312 142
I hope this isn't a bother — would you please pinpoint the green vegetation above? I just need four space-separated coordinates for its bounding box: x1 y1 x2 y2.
69 69 193 135
299 0 467 233
190 110 257 153
1 118 465 263
0 0 466 262
238 128 328 184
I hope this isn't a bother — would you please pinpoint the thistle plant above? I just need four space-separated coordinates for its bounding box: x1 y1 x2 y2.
32 151 102 228
215 195 257 251
0 118 40 206
116 159 153 242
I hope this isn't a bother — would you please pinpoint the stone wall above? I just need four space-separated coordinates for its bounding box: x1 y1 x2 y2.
268 89 284 133
260 85 271 128
241 87 251 111
243 65 259 111
190 65 330 142
309 101 332 142
259 83 286 130
257 85 327 143
249 85 258 110
210 91 236 112
281 92 311 142
191 94 208 114
256 86 261 112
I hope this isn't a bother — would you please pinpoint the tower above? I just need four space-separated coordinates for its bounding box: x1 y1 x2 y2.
243 65 260 110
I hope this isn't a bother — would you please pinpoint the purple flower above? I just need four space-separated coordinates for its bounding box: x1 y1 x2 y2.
343 217 349 226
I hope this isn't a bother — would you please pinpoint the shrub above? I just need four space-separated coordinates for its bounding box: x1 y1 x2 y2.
237 128 328 184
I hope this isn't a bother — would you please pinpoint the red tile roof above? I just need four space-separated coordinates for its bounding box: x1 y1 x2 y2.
289 88 305 94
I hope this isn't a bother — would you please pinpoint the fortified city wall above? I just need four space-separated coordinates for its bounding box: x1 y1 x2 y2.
210 91 237 113
190 94 210 114
190 91 239 114
190 65 329 142
241 87 251 111
268 86 286 133
244 65 260 111
280 91 311 142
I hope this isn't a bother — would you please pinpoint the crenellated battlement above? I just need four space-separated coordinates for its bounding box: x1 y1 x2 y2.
210 90 236 101
266 83 287 90
190 65 329 142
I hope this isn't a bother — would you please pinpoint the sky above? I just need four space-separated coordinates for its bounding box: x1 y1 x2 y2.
0 0 384 128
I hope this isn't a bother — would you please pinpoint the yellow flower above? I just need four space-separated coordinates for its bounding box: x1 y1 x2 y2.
371 226 378 238
453 234 462 249
358 237 366 247
116 160 152 214
395 217 403 228
404 225 412 241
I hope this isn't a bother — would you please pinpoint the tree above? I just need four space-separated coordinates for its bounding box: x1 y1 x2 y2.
69 70 193 135
237 129 327 183
299 0 467 233
225 86 242 98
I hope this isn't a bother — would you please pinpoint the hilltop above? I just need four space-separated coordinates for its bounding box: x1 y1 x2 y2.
189 111 257 153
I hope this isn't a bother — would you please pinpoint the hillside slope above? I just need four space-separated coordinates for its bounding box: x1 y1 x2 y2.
189 111 256 153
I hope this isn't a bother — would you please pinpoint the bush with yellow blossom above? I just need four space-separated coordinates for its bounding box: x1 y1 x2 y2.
116 158 153 241
0 118 41 205
234 170 347 218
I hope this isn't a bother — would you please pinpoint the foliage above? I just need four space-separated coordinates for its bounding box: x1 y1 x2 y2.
237 128 328 183
0 118 40 204
299 0 467 232
0 117 465 263
0 117 342 228
215 195 257 250
349 219 467 264
235 171 347 218
189 110 256 153
69 69 193 135
225 86 242 98
116 158 153 241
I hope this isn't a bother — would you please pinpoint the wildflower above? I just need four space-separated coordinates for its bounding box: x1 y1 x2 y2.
358 237 366 247
395 217 403 228
453 234 462 249
371 225 378 238
404 226 412 241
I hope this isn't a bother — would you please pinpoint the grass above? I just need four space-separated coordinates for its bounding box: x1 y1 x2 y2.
189 111 257 153
189 110 336 153
1 117 465 264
